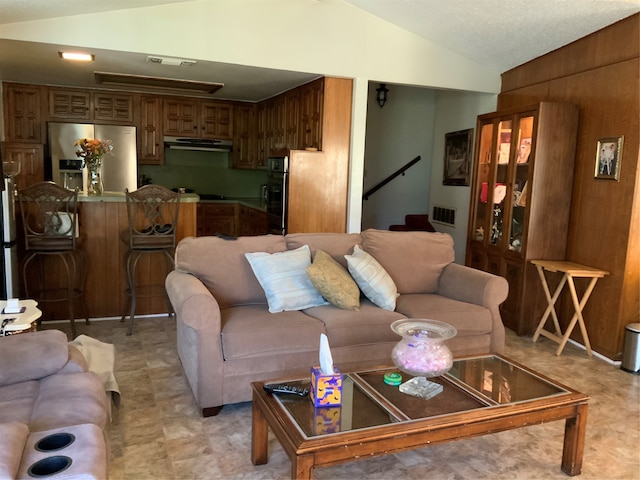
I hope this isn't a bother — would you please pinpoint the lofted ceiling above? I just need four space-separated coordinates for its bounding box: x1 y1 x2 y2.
0 0 637 101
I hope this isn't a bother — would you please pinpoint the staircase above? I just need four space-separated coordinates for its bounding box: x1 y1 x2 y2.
389 214 436 232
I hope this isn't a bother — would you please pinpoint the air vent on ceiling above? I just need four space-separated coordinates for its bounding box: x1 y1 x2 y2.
146 55 197 67
94 71 223 94
432 205 456 226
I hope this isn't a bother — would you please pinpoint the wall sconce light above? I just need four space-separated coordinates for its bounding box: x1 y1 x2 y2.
376 83 389 108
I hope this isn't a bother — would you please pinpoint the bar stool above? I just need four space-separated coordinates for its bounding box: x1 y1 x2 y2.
18 181 89 337
120 185 180 335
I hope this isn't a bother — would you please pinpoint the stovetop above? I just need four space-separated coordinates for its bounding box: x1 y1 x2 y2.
197 193 226 200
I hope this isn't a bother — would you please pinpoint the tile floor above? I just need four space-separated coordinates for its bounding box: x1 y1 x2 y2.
43 317 639 480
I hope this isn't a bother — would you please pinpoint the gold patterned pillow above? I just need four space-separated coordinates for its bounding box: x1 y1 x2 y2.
306 250 360 310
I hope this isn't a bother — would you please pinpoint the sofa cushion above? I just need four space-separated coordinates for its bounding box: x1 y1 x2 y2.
29 372 108 432
0 422 29 480
361 229 455 294
245 245 328 313
395 294 493 336
0 330 68 387
286 232 362 269
0 381 39 426
307 250 360 310
303 300 406 348
220 305 326 360
175 235 287 308
345 245 398 311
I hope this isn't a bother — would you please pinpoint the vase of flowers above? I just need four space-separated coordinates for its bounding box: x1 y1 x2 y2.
74 138 113 195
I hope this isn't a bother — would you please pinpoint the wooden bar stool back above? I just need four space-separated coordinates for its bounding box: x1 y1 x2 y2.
121 184 180 335
18 181 89 337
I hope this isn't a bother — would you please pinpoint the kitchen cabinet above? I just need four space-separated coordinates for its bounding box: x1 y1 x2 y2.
0 142 44 190
49 88 134 124
138 95 164 165
298 78 324 150
238 205 268 236
93 92 134 123
163 97 233 139
48 88 92 121
284 90 300 150
465 102 579 336
196 203 237 237
3 83 44 143
256 102 267 165
232 103 257 169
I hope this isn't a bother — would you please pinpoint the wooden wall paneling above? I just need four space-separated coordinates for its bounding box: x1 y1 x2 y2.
497 15 639 359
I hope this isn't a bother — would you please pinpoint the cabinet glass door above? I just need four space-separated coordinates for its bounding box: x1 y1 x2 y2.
471 122 494 242
490 120 511 247
507 115 534 252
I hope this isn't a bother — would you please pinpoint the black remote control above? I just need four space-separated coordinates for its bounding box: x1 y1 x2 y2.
263 383 309 397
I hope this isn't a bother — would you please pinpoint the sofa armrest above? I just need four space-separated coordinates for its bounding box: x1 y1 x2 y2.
438 263 509 354
0 330 69 387
438 263 508 309
166 270 225 413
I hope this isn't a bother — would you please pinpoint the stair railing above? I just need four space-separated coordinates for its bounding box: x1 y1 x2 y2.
362 155 422 200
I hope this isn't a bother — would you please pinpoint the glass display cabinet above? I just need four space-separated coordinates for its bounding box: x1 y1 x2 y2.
466 102 579 335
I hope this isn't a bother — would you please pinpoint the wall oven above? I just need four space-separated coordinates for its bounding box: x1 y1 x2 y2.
266 155 288 235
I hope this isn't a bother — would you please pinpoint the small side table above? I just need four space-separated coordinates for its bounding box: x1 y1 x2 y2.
0 299 42 336
531 260 609 356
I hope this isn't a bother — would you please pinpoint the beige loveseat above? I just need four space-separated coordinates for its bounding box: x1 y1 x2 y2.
0 330 109 479
166 229 508 416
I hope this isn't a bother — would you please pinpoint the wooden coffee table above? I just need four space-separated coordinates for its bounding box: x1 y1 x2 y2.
251 354 589 479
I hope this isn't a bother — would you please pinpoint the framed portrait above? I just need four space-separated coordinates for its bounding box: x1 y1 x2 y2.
443 128 473 186
595 136 624 181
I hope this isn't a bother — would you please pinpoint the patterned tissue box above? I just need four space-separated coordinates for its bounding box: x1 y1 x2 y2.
310 366 342 407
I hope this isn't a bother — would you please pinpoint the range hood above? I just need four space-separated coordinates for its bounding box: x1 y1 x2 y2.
164 136 232 152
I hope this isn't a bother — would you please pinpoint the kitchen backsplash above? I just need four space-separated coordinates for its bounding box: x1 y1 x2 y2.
138 149 267 197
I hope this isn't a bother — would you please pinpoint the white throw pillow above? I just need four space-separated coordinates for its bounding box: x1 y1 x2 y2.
345 245 398 311
245 245 328 313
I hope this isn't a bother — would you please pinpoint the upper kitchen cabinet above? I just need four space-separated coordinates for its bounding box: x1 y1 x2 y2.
163 97 233 140
48 87 134 124
298 78 324 150
232 103 257 169
466 102 579 336
3 83 44 143
138 95 164 165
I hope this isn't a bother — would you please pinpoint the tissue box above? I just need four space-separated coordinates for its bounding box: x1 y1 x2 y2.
310 366 342 407
313 406 342 434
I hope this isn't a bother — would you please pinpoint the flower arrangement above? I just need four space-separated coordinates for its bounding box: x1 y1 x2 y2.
74 138 113 169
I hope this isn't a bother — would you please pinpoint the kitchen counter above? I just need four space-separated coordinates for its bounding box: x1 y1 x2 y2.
77 192 200 203
197 197 267 212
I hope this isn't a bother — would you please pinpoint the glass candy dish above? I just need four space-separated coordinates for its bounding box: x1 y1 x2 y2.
390 319 457 399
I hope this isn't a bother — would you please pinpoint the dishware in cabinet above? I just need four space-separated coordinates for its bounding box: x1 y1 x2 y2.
466 102 579 335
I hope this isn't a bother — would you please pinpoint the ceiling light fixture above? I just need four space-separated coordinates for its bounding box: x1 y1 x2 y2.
376 83 389 108
59 51 94 62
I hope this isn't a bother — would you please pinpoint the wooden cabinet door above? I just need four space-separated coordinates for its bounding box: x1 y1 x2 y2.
284 90 299 149
3 83 43 143
138 96 164 165
271 96 286 153
238 205 268 236
49 88 91 121
196 203 237 236
299 78 324 149
256 103 267 166
1 142 44 191
201 101 233 139
232 104 256 169
163 98 198 136
93 92 134 123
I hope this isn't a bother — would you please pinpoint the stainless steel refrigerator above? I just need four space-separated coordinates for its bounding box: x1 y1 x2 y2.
48 122 137 193
0 172 19 300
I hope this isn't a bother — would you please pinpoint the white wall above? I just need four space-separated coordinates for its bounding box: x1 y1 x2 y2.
429 91 497 263
361 84 437 230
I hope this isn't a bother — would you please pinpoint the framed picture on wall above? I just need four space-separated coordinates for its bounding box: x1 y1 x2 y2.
595 136 624 181
443 128 473 186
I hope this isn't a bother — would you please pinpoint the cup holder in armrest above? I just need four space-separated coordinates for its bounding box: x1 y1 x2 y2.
35 433 75 452
27 456 72 477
